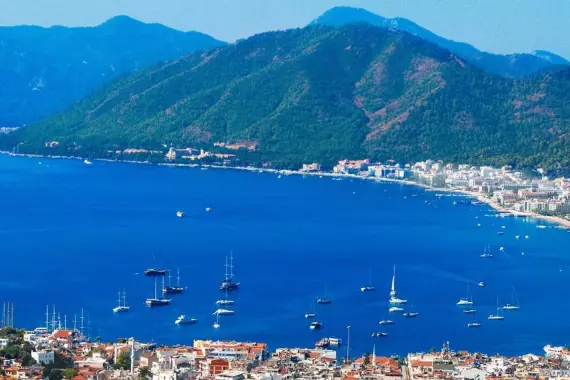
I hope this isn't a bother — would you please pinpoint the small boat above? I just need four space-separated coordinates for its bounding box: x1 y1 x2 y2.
389 265 407 304
304 313 316 319
216 280 234 306
515 235 520 239
388 306 403 313
525 235 530 239
317 284 332 304
499 247 505 252
478 282 485 287
176 210 184 218
477 223 482 228
144 268 168 276
84 159 93 165
379 320 394 325
113 290 130 313
371 332 388 337
497 231 504 236
213 313 220 329
206 207 212 212
501 226 506 229
403 312 419 318
315 337 341 348
360 270 375 292
537 225 547 229
480 245 493 258
467 322 481 328
463 309 477 314
175 315 197 325
277 175 282 179
213 308 235 316
488 298 505 320
457 283 474 306
502 288 520 311
310 321 322 330
146 278 172 307
163 268 185 294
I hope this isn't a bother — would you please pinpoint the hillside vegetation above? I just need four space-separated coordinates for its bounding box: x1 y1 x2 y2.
8 24 570 170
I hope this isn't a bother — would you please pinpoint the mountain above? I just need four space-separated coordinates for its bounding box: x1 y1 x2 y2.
7 24 570 170
312 7 569 78
0 16 225 127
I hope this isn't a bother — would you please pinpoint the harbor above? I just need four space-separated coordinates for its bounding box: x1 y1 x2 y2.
0 154 569 357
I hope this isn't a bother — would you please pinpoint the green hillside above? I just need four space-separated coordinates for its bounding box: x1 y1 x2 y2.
7 24 570 170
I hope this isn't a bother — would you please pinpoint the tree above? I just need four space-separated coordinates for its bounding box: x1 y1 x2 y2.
63 368 78 379
138 366 151 380
114 351 131 370
48 369 63 380
363 352 371 366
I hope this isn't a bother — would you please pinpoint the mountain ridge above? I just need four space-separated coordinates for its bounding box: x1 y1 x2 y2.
0 16 225 127
312 7 569 78
5 24 570 170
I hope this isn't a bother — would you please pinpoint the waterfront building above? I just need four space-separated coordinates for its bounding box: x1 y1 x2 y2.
31 349 55 365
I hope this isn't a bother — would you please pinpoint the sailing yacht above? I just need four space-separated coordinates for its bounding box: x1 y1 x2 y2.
145 278 171 307
488 298 505 320
163 268 185 294
379 320 395 325
216 278 235 306
480 245 493 258
176 210 185 218
502 288 521 310
403 301 419 318
213 313 220 329
467 322 482 328
388 306 403 313
389 265 407 305
144 268 168 276
360 270 375 292
220 253 240 291
457 283 474 306
304 313 316 319
316 285 332 304
113 290 130 313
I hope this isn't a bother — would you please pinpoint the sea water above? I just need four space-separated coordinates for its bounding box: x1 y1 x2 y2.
0 154 569 356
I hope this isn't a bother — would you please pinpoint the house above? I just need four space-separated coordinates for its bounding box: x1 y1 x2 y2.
31 350 55 365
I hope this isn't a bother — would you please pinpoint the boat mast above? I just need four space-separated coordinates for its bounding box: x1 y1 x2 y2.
161 277 166 298
390 265 396 298
230 251 235 280
117 290 121 307
45 305 50 332
123 289 127 307
224 256 229 281
154 278 158 299
177 267 181 287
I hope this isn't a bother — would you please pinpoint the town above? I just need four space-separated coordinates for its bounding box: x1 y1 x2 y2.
2 324 570 380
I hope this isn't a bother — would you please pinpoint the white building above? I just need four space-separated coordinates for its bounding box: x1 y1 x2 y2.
32 350 55 365
0 338 9 348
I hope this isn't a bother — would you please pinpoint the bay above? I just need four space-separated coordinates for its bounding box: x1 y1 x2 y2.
0 154 569 356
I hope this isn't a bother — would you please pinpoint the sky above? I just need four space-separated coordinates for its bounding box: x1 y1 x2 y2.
0 0 569 59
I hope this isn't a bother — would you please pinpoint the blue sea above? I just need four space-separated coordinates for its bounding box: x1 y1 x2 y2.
1 154 569 357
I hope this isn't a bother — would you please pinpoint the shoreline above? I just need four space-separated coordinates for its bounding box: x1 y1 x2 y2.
3 150 570 229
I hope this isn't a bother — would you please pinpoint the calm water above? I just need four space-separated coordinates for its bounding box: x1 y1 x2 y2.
1 154 569 356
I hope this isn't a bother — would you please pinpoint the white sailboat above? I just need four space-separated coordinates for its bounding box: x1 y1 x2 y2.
146 278 171 307
317 284 331 304
213 308 235 316
389 265 407 304
360 270 375 292
502 288 521 310
216 261 235 305
488 297 505 320
113 290 130 313
480 245 493 258
213 313 220 329
457 283 474 306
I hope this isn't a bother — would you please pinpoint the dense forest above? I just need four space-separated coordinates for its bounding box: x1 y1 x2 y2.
5 24 570 170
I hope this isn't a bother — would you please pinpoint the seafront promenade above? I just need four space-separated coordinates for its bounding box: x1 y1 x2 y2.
2 325 570 380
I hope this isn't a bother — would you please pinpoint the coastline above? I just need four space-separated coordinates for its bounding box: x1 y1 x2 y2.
3 150 570 230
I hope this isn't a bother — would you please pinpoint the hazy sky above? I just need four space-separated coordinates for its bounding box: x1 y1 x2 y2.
1 0 569 58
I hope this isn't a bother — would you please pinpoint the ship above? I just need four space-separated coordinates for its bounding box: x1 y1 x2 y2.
360 270 375 292
316 284 331 304
112 290 130 313
502 288 521 311
304 313 316 319
176 210 184 218
213 308 235 316
371 332 388 337
488 297 505 320
467 322 481 328
379 320 395 325
403 312 419 318
144 268 168 276
457 283 474 306
146 278 171 307
310 321 322 330
175 315 197 325
463 309 477 314
163 268 185 294
220 252 240 291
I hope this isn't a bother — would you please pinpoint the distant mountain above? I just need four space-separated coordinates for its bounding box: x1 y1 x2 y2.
312 7 569 78
7 24 570 170
0 16 225 126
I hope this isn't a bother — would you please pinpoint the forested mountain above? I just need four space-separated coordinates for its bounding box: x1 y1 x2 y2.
312 7 569 78
7 24 570 170
0 16 224 126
